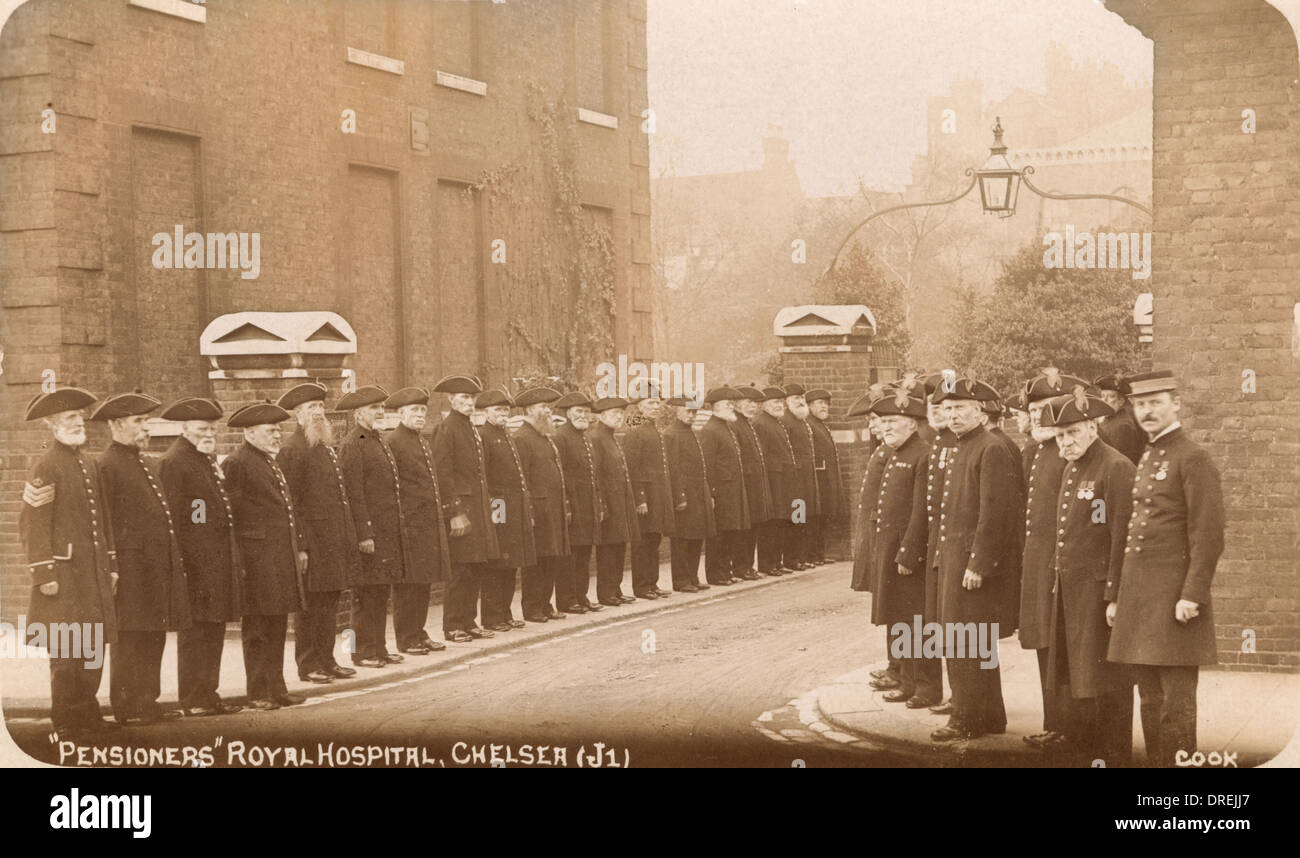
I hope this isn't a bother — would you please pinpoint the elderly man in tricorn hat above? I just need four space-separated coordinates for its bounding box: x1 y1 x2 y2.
92 390 189 725
224 401 306 710
158 395 243 716
550 391 605 613
20 387 120 739
1106 370 1224 767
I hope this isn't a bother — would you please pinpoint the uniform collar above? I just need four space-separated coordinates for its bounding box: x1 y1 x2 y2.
1148 421 1181 444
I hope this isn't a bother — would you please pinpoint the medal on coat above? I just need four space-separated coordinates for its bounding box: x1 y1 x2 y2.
938 447 948 469
1076 481 1095 501
1155 465 1168 481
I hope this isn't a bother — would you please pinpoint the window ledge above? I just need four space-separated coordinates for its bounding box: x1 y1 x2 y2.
128 0 206 24
436 70 487 96
346 47 405 76
578 108 618 129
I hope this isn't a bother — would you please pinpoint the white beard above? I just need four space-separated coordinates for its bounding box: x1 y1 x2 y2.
52 426 86 447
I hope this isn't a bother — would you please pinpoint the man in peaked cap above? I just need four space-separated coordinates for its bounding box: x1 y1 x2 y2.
512 386 572 620
224 401 306 710
623 387 678 599
731 385 773 576
337 384 407 667
869 386 941 707
753 386 796 575
1019 368 1089 748
806 388 845 566
478 387 534 627
276 382 361 684
92 391 190 725
589 397 640 605
1095 373 1144 465
665 394 716 589
431 374 502 643
1107 370 1224 767
926 377 1020 740
780 383 820 570
158 396 243 716
550 391 604 614
1039 389 1136 764
384 386 451 654
699 387 750 586
20 387 121 738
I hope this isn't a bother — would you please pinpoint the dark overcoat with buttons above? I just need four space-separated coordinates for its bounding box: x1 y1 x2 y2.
1099 405 1145 465
339 423 407 585
590 422 640 546
622 418 679 536
930 426 1020 634
552 422 603 548
1019 438 1067 650
1107 428 1224 666
699 416 748 532
99 442 190 632
809 415 847 519
733 414 772 525
19 442 119 642
868 433 930 625
480 421 537 569
432 410 501 565
223 442 303 615
901 428 957 616
665 419 717 539
512 421 571 559
385 423 451 583
753 412 796 523
159 435 241 623
1047 438 1135 698
277 427 358 592
850 444 892 592
780 412 821 517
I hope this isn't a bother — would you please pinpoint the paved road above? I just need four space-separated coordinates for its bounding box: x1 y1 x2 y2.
7 566 910 768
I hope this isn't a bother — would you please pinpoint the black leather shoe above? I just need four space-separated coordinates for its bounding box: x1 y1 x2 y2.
546 608 567 619
618 595 636 604
869 668 894 680
524 614 550 623
930 723 972 742
677 584 699 593
564 604 589 613
326 664 357 678
761 569 781 577
298 670 335 684
354 656 388 667
507 620 525 629
185 702 243 717
468 626 497 637
381 652 405 664
85 717 122 733
695 582 712 589
905 696 940 709
275 693 306 707
870 676 902 690
488 622 514 632
399 643 431 655
883 689 914 703
248 699 281 711
633 591 659 600
598 599 623 607
653 588 672 597
710 578 733 586
929 699 955 715
445 630 473 643
741 571 761 581
582 602 603 612
420 638 447 651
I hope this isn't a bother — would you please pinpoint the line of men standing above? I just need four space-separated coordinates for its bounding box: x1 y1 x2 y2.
19 375 847 739
849 367 1224 766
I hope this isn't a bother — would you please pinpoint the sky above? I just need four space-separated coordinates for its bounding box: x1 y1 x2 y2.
647 0 1154 195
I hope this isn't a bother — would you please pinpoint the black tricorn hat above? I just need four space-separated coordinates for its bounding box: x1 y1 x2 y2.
475 389 514 409
336 385 389 411
25 387 98 421
433 374 483 395
277 382 328 411
228 402 290 428
385 387 431 409
554 391 593 410
160 397 223 422
88 390 162 421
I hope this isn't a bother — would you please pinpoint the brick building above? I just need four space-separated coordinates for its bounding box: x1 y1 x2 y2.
0 0 654 618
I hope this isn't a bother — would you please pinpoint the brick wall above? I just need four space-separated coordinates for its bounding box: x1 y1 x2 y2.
0 0 652 619
1107 0 1299 671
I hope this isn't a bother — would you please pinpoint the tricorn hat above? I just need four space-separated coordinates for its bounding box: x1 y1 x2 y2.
276 382 328 411
336 385 389 411
88 390 162 421
228 402 290 428
25 387 98 421
160 397 223 422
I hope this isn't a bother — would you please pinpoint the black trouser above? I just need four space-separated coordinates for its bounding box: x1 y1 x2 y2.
705 531 742 583
947 642 1006 733
595 542 628 602
522 555 566 617
1132 664 1198 768
443 562 484 632
392 582 433 649
242 613 288 702
559 544 594 608
109 629 167 720
757 521 782 571
632 531 663 594
179 620 227 708
671 537 704 588
902 651 944 703
1036 647 1073 734
1069 686 1135 766
781 520 804 567
295 589 341 672
807 515 824 562
49 655 105 732
351 584 391 661
733 527 757 573
480 566 518 627
884 627 901 677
